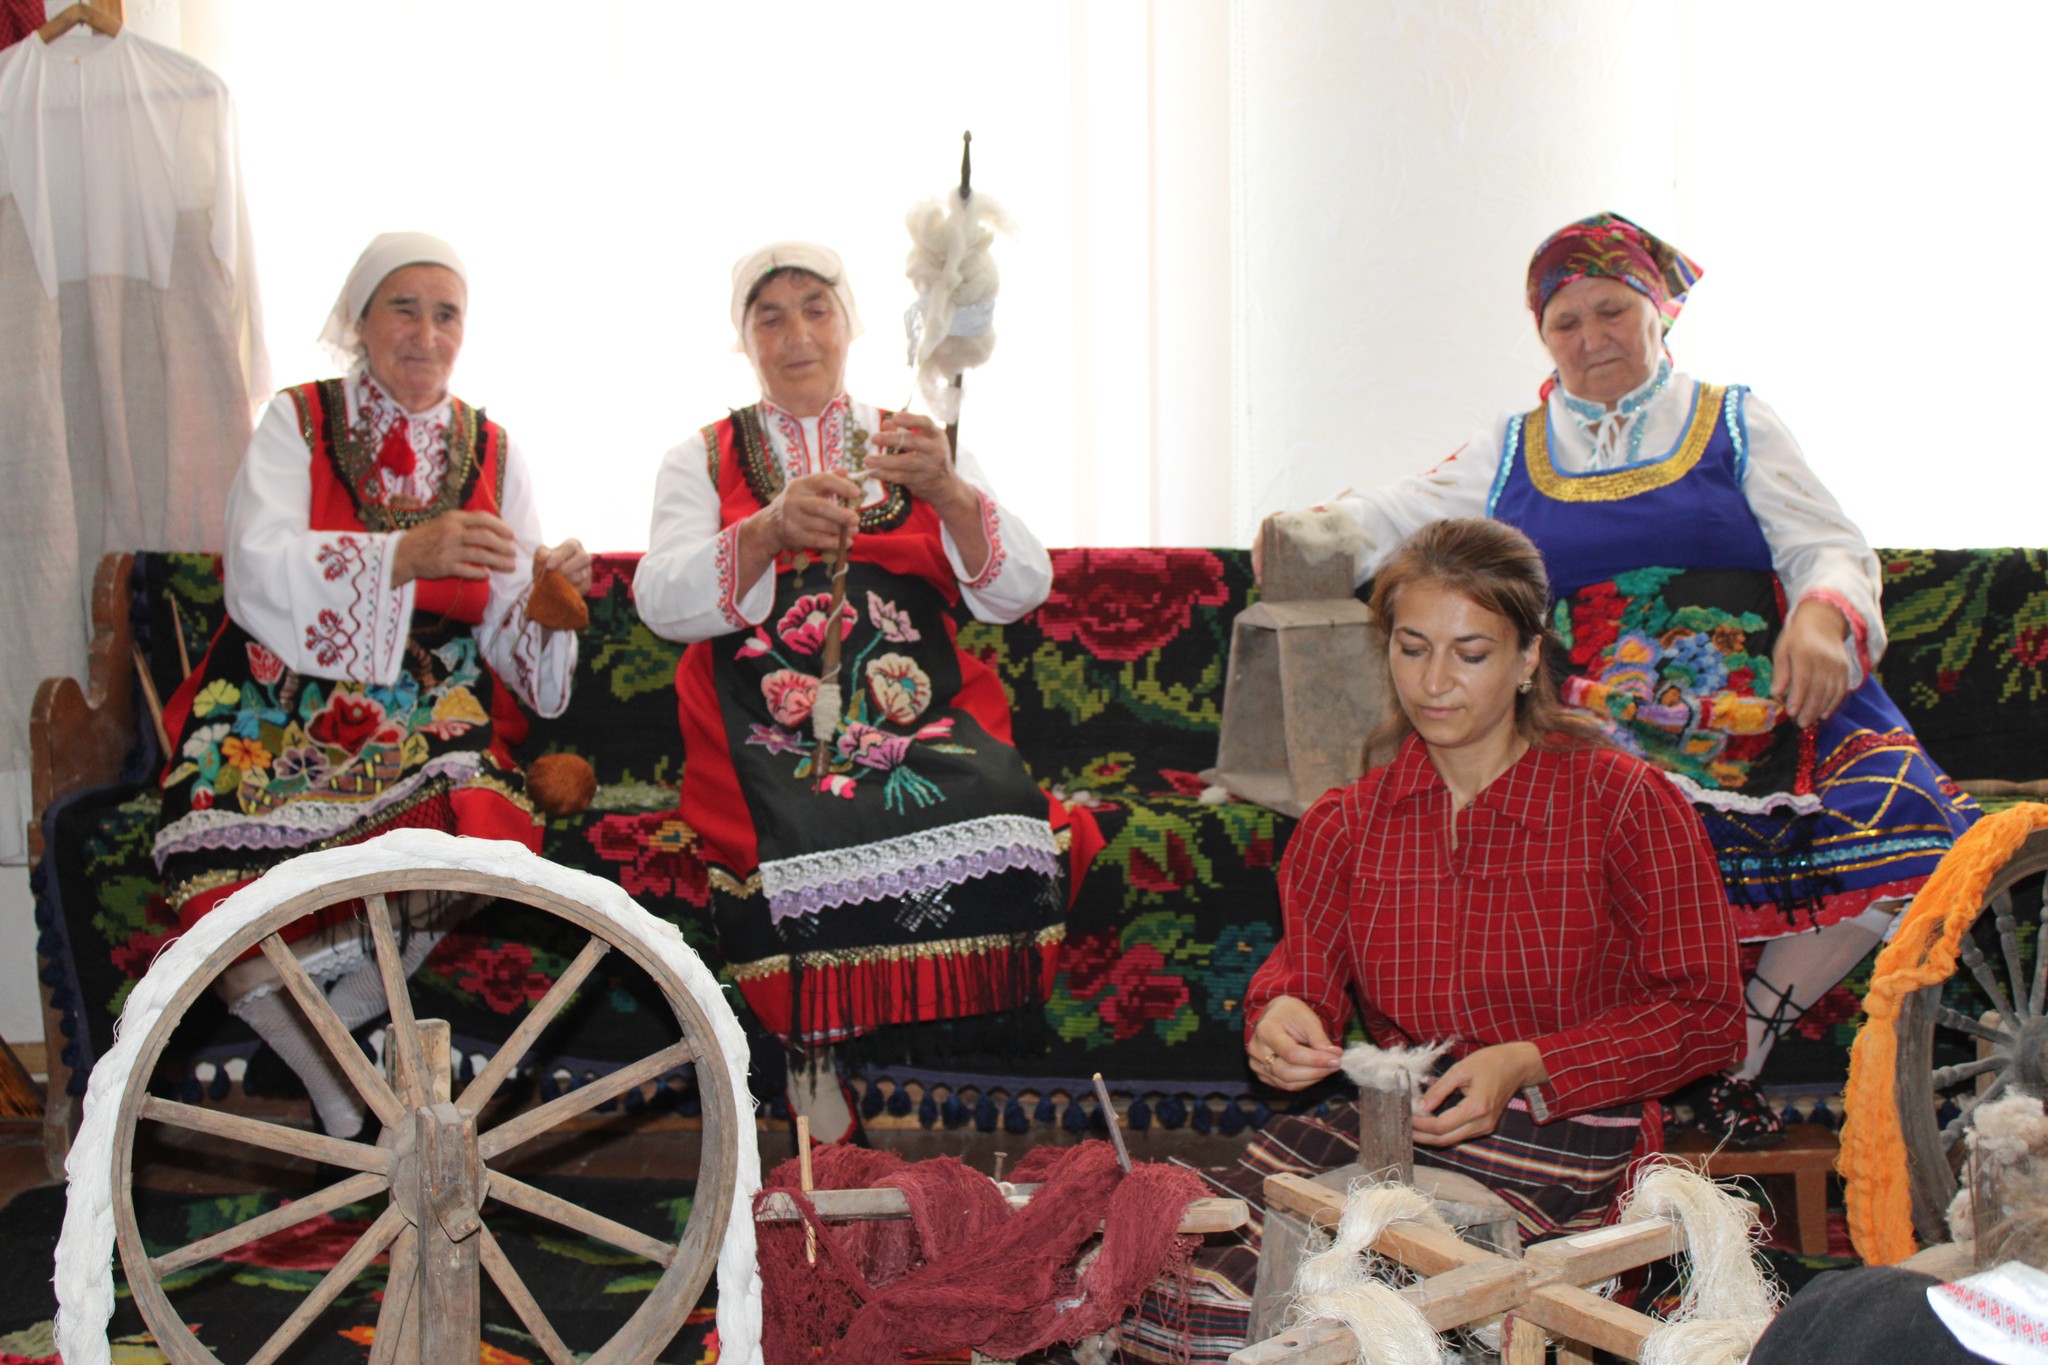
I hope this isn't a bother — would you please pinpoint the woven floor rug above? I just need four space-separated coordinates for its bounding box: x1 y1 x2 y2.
0 1178 717 1363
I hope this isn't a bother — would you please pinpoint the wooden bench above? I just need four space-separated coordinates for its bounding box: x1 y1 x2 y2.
1665 1122 1839 1257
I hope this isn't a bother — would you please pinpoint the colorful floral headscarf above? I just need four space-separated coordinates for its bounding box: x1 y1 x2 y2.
1525 212 1702 330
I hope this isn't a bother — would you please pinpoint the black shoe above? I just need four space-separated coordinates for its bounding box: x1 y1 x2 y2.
1695 1074 1785 1149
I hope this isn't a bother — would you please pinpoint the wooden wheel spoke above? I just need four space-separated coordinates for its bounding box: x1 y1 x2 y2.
477 1038 697 1161
2032 896 2048 1020
154 1170 387 1275
1929 1055 2010 1092
366 1224 418 1365
247 1202 408 1365
141 1096 393 1174
1938 1007 2016 1045
258 933 406 1130
458 934 611 1119
1958 934 2018 1028
366 891 433 1108
1942 1075 2010 1149
486 1170 676 1265
1994 892 2029 1022
478 1224 580 1365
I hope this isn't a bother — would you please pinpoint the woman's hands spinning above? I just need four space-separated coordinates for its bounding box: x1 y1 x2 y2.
1411 1041 1547 1148
535 538 593 595
1247 997 1345 1091
1771 597 1852 729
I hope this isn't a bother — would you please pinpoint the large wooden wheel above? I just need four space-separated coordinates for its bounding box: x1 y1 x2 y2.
1889 826 2048 1246
68 836 749 1365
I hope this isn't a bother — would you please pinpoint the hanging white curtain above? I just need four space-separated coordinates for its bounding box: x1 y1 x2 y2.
0 20 265 862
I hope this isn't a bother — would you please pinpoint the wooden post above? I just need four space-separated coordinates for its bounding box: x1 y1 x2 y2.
413 1022 481 1358
1356 1076 1414 1186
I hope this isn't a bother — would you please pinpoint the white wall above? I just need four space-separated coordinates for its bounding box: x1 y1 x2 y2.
1233 0 2048 549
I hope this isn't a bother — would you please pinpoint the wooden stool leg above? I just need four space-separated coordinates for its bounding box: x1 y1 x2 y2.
1504 1314 1547 1363
1794 1169 1829 1257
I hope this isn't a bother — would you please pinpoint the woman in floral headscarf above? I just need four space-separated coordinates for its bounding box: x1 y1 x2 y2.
634 242 1100 1141
154 232 591 1142
1301 212 1979 1146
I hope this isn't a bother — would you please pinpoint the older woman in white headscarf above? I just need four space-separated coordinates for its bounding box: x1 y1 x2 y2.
634 242 1098 1141
152 232 591 1141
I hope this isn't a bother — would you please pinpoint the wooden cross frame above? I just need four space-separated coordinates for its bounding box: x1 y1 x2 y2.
1231 1073 1748 1363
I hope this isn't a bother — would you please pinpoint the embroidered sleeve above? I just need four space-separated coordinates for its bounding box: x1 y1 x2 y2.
476 434 577 716
1333 422 1501 587
635 430 775 642
223 396 412 685
1738 390 1889 664
948 446 1052 624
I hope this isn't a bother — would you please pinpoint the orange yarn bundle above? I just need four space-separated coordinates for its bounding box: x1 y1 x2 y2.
1839 802 2048 1264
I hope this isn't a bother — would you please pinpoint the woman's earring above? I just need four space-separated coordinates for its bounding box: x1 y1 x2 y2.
1518 677 1535 694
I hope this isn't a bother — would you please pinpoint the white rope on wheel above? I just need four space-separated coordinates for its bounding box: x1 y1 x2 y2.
1288 1180 1451 1364
1618 1162 1782 1365
53 828 763 1365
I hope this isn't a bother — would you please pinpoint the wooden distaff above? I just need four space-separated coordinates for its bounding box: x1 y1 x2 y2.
810 523 855 793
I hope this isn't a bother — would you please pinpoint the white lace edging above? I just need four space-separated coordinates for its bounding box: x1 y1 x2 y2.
758 814 1060 902
152 753 490 866
1660 769 1824 816
53 830 762 1365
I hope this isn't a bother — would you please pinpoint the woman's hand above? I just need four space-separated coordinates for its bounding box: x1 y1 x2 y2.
751 471 864 557
1248 997 1345 1091
867 413 973 516
1771 598 1852 729
392 510 520 586
536 539 593 594
1412 1041 1547 1148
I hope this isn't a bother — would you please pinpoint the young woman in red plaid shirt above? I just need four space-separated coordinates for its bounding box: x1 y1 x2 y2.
1120 521 1742 1363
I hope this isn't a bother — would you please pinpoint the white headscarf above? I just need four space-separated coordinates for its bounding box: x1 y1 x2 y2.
317 232 468 369
728 241 863 354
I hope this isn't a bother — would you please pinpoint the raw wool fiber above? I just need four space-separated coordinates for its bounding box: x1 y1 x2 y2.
1617 1162 1782 1365
1842 802 2048 1264
1287 1179 1451 1364
1269 506 1370 568
1961 1093 2048 1255
903 188 1015 423
52 829 763 1365
1341 1039 1449 1107
757 1139 1202 1364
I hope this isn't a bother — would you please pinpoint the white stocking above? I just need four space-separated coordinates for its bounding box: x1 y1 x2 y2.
786 1046 854 1145
1735 904 1897 1080
228 987 366 1139
325 928 443 1030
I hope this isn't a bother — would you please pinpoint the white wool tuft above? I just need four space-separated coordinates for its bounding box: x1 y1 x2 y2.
1619 1162 1781 1365
52 830 763 1365
1342 1040 1449 1105
1269 507 1368 566
903 189 1016 423
811 682 843 745
1289 1180 1451 1362
1198 785 1230 806
1948 1184 1977 1244
1967 1092 2048 1167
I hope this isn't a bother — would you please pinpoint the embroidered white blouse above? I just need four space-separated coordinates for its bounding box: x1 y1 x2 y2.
634 395 1052 644
1329 365 1888 670
223 366 577 715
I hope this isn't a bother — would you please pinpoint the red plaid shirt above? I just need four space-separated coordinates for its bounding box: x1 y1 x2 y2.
1246 736 1742 1119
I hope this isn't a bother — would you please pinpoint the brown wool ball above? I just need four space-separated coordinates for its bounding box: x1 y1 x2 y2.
526 567 590 631
527 752 597 816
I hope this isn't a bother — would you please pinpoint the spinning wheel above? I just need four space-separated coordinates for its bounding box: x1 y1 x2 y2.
1887 824 2048 1245
55 832 757 1365
1842 807 2048 1261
